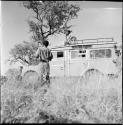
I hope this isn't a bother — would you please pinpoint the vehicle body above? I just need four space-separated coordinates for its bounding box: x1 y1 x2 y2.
21 38 118 78
50 38 118 77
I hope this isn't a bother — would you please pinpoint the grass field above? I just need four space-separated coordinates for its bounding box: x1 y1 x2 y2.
1 67 122 123
1 54 122 123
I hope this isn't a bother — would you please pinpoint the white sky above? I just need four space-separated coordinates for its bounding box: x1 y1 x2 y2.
1 1 122 75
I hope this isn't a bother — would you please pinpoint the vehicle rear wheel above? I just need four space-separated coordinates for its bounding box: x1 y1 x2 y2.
83 69 104 83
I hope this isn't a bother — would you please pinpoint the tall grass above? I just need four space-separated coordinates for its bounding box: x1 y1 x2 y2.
1 58 122 123
48 73 122 123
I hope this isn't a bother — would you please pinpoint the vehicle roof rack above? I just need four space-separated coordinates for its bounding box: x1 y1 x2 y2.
51 38 117 50
78 38 114 43
65 38 117 46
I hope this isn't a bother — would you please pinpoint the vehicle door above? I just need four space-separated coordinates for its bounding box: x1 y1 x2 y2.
50 50 65 77
69 49 87 76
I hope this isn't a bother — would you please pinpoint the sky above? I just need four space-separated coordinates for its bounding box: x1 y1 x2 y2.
1 1 122 75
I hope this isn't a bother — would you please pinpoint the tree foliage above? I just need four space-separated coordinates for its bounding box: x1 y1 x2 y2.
9 1 80 65
23 1 80 42
9 41 39 65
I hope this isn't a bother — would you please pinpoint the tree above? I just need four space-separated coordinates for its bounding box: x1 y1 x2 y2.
9 1 80 65
23 1 80 42
8 41 39 65
113 44 122 75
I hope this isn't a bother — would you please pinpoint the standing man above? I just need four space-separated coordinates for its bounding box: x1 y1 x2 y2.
35 40 53 87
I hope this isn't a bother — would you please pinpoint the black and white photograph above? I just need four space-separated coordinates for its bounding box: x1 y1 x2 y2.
0 1 122 123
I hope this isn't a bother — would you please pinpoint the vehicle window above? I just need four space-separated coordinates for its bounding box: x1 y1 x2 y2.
71 51 78 59
79 50 86 53
106 49 111 57
82 54 86 57
71 50 86 59
79 50 86 57
90 49 111 58
97 49 105 58
90 50 95 58
57 51 64 58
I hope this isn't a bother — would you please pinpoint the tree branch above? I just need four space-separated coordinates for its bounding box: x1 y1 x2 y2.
15 56 30 65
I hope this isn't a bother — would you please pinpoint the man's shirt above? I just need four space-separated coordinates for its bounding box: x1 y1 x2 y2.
35 46 53 62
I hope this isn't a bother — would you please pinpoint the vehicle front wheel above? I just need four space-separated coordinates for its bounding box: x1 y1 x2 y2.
22 70 40 87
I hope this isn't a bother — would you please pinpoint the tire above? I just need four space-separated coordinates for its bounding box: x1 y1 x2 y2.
22 70 39 85
83 69 104 82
